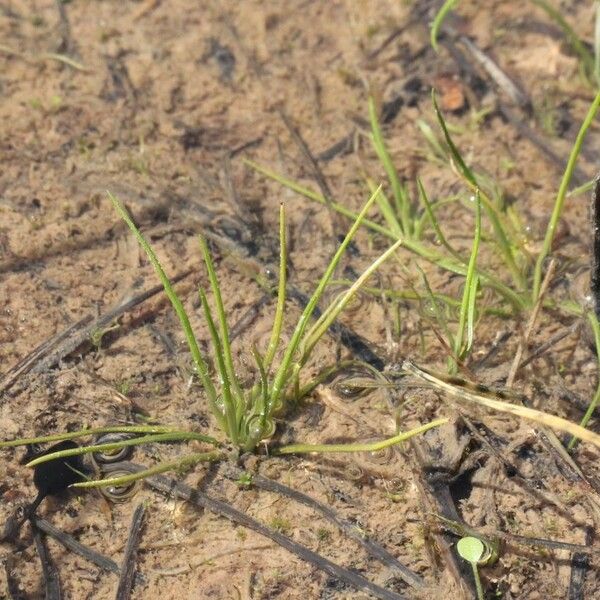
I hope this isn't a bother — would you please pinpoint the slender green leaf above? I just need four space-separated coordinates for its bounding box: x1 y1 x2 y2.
533 89 600 299
269 186 383 410
0 425 219 449
108 192 220 415
264 203 287 370
73 451 221 489
275 418 448 454
369 96 412 236
26 432 213 467
244 159 526 310
199 288 238 443
453 191 481 370
417 177 463 260
431 0 459 52
432 94 524 290
199 237 243 404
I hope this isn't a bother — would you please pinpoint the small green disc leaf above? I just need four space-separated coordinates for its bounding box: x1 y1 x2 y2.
457 536 485 564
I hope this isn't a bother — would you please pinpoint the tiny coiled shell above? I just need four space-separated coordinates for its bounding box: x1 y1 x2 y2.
90 432 136 467
97 468 138 502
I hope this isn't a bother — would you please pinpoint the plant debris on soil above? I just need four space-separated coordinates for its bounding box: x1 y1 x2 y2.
4 1 600 599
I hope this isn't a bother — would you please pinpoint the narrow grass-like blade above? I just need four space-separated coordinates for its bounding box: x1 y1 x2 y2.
430 0 459 52
72 451 221 489
369 96 412 237
199 237 244 403
269 186 383 410
417 264 455 352
107 193 218 408
453 192 481 370
432 95 523 289
417 177 463 260
404 360 600 449
0 425 219 448
26 432 214 467
245 160 526 309
264 203 287 370
301 238 403 361
532 90 600 299
275 418 448 454
250 344 270 420
367 178 403 238
198 288 238 441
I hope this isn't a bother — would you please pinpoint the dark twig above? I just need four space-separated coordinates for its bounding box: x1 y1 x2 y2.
456 35 530 110
278 109 345 250
0 271 192 397
223 464 425 589
408 434 476 597
278 109 333 202
32 521 62 600
568 527 592 600
365 3 431 60
229 293 271 340
518 321 581 369
317 131 355 162
54 0 72 54
33 517 144 584
115 504 146 600
115 463 409 600
0 315 92 395
441 36 588 186
4 555 26 600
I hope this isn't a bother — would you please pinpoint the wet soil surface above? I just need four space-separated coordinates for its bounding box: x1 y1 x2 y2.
2 1 600 598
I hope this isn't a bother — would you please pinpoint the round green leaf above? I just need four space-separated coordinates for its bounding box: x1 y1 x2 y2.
457 536 485 564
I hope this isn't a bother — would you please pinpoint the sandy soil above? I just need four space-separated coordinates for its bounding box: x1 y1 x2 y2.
2 1 600 598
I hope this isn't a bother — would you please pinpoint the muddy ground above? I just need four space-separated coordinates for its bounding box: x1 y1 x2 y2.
2 1 600 598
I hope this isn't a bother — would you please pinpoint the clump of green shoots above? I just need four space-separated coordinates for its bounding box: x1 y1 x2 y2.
0 188 447 490
246 87 600 446
109 189 406 452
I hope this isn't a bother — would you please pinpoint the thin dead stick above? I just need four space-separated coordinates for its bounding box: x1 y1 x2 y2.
459 415 594 522
278 109 333 202
0 270 192 396
407 441 475 597
277 109 343 252
567 527 592 600
113 463 409 600
0 315 92 395
456 35 530 109
54 0 72 53
229 293 271 340
32 521 62 600
506 259 556 386
222 464 425 589
403 360 600 449
519 321 581 369
33 517 145 585
115 504 146 600
4 554 23 600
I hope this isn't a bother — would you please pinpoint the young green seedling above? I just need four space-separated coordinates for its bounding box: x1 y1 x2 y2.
456 536 485 600
0 189 449 491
